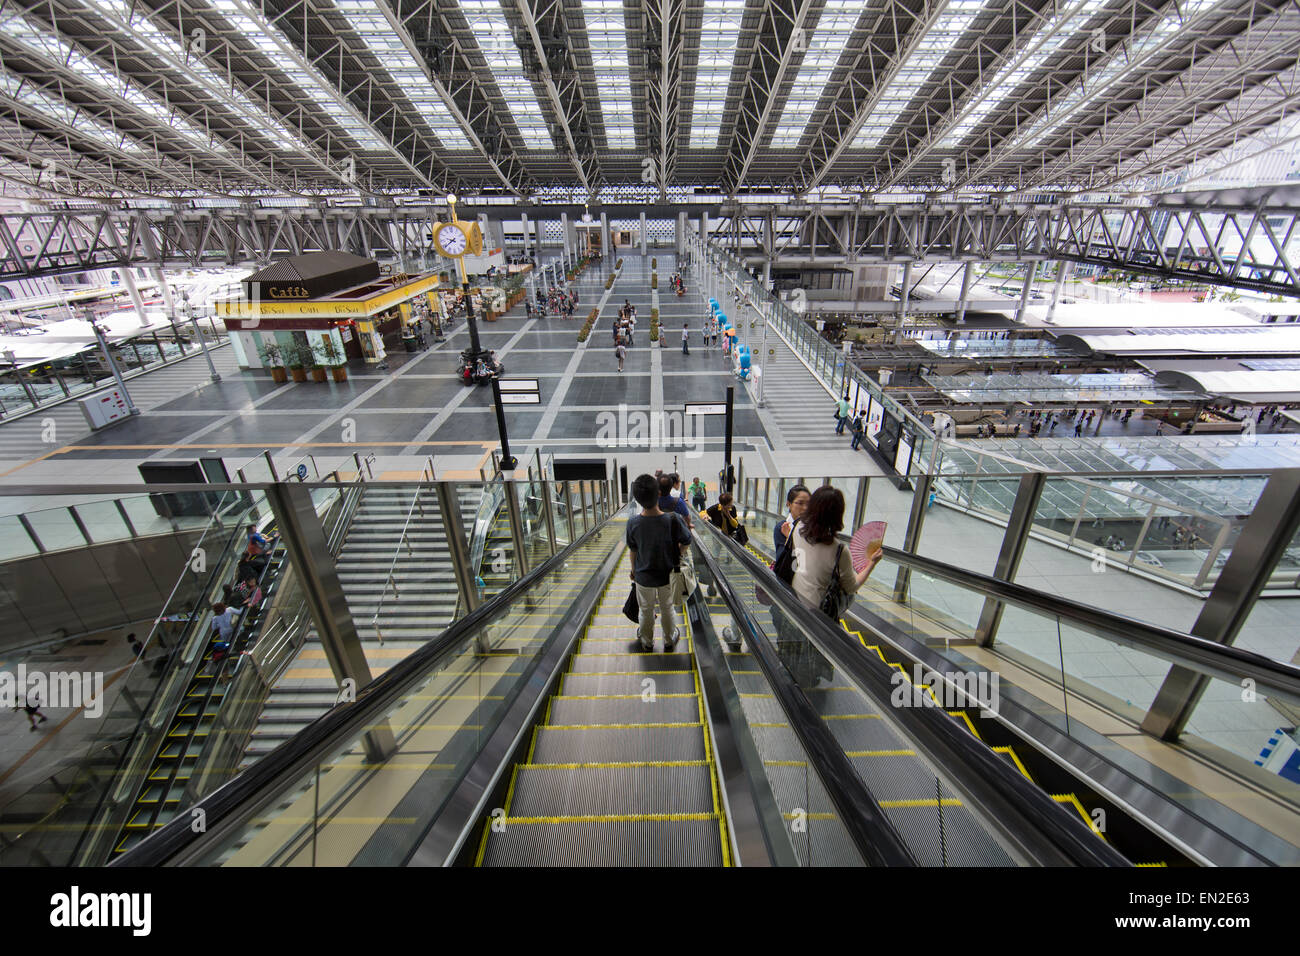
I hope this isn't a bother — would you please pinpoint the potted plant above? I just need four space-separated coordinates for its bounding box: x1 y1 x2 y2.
259 342 288 383
287 345 307 382
314 338 349 383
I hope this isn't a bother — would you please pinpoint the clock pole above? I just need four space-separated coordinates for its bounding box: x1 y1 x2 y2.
447 196 517 472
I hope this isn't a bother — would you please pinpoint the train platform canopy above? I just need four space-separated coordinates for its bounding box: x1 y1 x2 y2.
1020 301 1259 329
0 312 175 367
920 370 1204 404
1153 368 1300 403
1057 325 1300 357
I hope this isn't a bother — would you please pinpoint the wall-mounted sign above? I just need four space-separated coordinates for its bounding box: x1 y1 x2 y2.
685 403 727 415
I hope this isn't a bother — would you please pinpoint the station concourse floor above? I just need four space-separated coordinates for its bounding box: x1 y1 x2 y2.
0 253 862 495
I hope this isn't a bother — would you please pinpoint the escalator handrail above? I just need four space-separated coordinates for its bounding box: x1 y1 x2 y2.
696 518 1132 867
745 502 1300 707
689 527 919 866
109 514 617 867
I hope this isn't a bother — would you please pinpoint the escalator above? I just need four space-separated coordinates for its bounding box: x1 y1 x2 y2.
113 529 291 856
475 549 728 866
115 500 1140 868
715 505 1300 866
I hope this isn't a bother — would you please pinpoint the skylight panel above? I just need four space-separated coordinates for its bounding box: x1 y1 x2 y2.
938 0 1108 148
1006 0 1228 157
208 1 389 151
2 12 230 158
581 0 636 147
84 0 317 156
769 1 861 147
0 71 143 154
852 0 991 149
459 0 556 147
335 0 472 150
690 0 744 147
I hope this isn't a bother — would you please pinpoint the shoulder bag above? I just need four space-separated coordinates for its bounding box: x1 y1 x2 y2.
818 544 849 621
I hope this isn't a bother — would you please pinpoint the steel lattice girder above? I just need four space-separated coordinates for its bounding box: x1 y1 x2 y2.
510 0 602 192
19 0 359 193
1033 9 1300 193
958 0 1294 186
1 197 1296 297
641 0 687 194
719 0 818 194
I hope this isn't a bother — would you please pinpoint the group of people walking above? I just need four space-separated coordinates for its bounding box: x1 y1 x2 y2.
528 285 577 318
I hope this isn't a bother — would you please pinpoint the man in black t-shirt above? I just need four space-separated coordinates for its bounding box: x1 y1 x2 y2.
626 474 690 651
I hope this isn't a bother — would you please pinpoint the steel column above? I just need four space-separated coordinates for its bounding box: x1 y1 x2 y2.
975 472 1047 647
892 472 933 605
266 482 394 762
1140 468 1300 740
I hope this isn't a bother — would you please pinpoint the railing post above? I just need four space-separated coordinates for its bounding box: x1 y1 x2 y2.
540 479 558 557
579 482 590 534
1140 468 1300 741
853 476 869 530
892 472 933 605
563 482 576 544
503 479 530 578
436 481 482 648
263 450 279 482
16 514 44 553
115 499 139 538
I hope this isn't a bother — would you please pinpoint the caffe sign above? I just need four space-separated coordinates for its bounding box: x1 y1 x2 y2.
266 285 311 299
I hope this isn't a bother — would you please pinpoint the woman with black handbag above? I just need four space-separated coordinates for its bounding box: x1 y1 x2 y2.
783 486 884 687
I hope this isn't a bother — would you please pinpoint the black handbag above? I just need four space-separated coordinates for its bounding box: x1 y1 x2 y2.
731 524 749 546
622 585 639 622
818 544 848 621
772 524 797 586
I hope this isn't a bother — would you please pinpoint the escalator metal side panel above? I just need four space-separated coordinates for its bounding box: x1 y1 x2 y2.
404 538 627 866
686 584 796 867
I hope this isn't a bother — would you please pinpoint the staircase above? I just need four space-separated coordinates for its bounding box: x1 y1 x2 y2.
753 334 846 453
240 484 484 768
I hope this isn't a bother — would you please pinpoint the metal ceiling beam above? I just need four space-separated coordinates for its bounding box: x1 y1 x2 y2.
512 0 601 192
793 0 948 194
958 0 1284 187
641 0 687 196
4 199 1297 299
719 0 818 194
382 0 532 195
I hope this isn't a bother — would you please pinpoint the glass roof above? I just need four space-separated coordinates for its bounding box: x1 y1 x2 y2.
83 0 324 158
769 0 862 148
938 0 1108 148
581 0 636 148
1003 0 1228 157
2 12 225 158
458 0 555 148
690 0 745 147
0 69 142 156
852 0 991 149
336 0 473 151
209 0 389 151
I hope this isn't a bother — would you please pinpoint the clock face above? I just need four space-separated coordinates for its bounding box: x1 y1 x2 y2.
438 223 468 256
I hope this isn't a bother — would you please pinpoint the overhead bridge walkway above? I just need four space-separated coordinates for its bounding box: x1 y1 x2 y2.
110 499 1300 867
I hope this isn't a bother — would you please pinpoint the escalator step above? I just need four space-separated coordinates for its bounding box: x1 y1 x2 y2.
561 672 696 696
530 725 706 764
547 696 700 726
479 819 723 867
883 803 1015 867
509 763 713 817
569 653 693 673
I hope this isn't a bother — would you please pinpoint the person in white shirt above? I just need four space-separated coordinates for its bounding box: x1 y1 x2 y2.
790 486 883 617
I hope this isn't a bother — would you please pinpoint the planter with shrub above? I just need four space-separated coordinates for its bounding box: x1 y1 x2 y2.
651 274 657 289
259 342 288 383
313 337 349 383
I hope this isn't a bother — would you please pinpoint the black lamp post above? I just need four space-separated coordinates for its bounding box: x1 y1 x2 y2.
450 194 517 472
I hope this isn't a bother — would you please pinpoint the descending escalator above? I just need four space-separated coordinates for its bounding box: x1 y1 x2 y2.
475 549 729 866
115 502 1128 868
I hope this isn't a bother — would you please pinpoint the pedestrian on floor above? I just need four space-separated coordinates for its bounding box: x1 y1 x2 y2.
682 323 690 354
849 409 866 450
835 393 851 434
18 693 49 731
688 477 708 513
626 474 690 652
615 340 626 372
1074 420 1084 437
